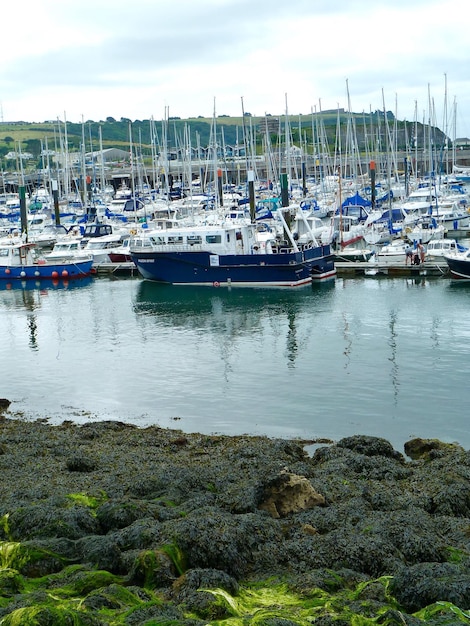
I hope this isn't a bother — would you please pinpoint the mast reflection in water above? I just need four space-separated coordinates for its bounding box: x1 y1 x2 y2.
133 282 332 370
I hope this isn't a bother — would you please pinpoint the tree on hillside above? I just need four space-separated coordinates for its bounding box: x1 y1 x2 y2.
3 136 13 146
25 139 42 157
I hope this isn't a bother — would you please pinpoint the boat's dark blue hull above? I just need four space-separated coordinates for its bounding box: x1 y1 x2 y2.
445 256 470 279
0 259 94 280
131 245 336 286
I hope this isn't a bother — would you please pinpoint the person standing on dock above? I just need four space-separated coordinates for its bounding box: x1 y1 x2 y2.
405 244 413 265
417 241 425 264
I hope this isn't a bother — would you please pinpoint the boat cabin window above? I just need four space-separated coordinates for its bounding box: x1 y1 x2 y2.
132 238 149 248
154 220 173 229
167 236 184 245
84 224 112 236
206 234 222 244
150 236 165 245
187 235 202 245
0 249 9 257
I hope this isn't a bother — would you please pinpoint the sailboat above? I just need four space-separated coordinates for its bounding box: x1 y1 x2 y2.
329 164 372 262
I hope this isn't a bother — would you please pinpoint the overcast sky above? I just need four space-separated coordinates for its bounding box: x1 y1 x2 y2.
2 0 469 137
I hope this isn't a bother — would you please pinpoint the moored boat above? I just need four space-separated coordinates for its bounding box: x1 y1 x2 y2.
368 239 410 266
0 241 94 280
444 249 470 279
426 238 466 263
130 208 336 287
82 233 127 265
45 238 86 262
107 236 133 263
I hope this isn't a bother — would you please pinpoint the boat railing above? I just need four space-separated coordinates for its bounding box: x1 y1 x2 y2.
132 243 207 253
270 246 293 254
270 244 315 254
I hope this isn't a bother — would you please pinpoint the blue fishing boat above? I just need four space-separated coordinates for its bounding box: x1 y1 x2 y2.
130 209 336 287
0 241 94 280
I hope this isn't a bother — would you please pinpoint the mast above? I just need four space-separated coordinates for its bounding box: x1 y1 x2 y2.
128 121 138 222
284 93 291 199
442 73 449 175
80 115 87 210
63 113 70 203
240 96 252 192
210 97 222 210
334 104 343 247
98 125 106 193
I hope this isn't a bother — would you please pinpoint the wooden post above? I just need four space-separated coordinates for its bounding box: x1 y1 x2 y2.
52 179 61 226
369 161 376 211
280 173 289 207
217 168 223 207
248 170 255 223
19 186 27 240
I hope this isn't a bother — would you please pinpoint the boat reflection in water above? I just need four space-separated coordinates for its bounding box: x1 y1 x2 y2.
0 276 94 293
133 280 336 367
134 280 336 319
0 276 94 350
0 276 94 311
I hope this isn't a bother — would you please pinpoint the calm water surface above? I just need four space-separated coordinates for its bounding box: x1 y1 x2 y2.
1 274 469 452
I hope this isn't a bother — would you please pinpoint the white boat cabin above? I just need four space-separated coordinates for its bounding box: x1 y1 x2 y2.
47 239 84 257
426 238 462 259
141 223 258 255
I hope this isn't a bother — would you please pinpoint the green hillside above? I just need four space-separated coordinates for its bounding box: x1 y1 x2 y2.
0 111 446 168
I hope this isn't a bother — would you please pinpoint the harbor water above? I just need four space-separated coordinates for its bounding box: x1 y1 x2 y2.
1 274 469 452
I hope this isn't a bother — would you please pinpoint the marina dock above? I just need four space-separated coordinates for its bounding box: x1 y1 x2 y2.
93 260 451 278
335 260 450 277
94 262 139 276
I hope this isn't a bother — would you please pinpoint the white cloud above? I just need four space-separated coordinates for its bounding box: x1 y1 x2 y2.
1 0 469 136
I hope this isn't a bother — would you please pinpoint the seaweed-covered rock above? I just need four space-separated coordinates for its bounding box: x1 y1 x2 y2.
0 605 104 625
0 398 11 413
96 499 160 532
376 610 422 625
82 583 152 612
1 418 470 623
163 507 284 578
8 501 100 540
74 534 124 573
258 617 299 626
404 437 463 460
65 453 98 472
127 548 177 589
337 435 405 462
432 481 470 517
124 602 186 625
172 567 239 597
112 517 161 551
391 562 470 612
0 568 24 597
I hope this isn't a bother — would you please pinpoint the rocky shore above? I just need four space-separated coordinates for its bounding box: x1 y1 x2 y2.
0 413 470 624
